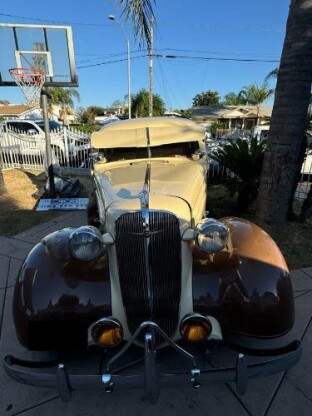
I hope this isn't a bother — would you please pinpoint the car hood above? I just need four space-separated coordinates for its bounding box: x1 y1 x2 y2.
93 158 207 230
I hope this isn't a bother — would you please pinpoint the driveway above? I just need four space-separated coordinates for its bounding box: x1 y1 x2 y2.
0 211 311 416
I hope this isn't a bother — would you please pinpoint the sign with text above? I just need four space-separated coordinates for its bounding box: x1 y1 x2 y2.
36 198 89 211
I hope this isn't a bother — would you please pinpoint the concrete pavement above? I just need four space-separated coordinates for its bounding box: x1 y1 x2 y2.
0 210 311 416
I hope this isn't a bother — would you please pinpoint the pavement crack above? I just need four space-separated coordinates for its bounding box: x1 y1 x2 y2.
287 379 312 402
10 396 60 416
0 257 11 343
294 289 312 299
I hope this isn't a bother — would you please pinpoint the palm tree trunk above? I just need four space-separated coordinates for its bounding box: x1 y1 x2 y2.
256 0 312 226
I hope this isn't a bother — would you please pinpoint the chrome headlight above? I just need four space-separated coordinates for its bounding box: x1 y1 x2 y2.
195 218 229 253
69 226 103 261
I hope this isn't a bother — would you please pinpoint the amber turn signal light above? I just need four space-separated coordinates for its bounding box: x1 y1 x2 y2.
91 317 123 347
180 314 212 343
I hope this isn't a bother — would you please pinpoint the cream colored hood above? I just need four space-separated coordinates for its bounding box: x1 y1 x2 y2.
94 158 207 229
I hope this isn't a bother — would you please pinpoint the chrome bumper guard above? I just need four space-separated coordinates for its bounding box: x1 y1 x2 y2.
3 321 302 404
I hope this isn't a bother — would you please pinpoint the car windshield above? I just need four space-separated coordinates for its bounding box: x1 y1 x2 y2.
36 120 62 130
103 141 200 162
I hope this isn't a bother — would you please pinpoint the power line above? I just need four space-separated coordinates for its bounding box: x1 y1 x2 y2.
157 47 280 58
76 51 279 70
77 54 149 69
0 12 110 27
154 54 280 63
76 50 147 64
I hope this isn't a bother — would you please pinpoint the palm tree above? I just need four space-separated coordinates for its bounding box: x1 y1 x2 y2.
256 0 312 226
238 83 274 124
112 0 155 48
49 87 80 124
265 67 279 83
131 89 165 117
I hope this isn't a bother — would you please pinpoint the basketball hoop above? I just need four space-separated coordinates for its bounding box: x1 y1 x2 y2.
9 67 45 108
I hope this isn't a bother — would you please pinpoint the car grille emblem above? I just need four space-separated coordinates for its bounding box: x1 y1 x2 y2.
129 225 164 239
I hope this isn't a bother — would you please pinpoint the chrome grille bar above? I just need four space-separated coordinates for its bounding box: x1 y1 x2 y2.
115 211 181 339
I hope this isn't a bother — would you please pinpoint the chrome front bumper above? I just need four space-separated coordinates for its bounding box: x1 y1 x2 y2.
3 321 302 404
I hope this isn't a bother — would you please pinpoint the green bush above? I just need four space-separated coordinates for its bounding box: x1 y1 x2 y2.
69 124 101 133
210 137 266 211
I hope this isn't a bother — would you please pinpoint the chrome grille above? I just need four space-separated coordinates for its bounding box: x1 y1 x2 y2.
115 211 181 339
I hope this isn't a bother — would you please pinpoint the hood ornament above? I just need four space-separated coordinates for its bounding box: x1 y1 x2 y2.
129 223 164 239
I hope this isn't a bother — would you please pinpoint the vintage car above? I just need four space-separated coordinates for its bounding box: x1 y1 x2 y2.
4 117 301 403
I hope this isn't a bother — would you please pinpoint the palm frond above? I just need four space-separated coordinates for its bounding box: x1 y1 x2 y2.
116 0 156 48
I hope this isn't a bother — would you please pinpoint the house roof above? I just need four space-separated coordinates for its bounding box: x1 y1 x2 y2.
191 105 273 120
0 104 30 116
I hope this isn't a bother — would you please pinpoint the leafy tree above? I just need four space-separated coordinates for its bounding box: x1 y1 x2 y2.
111 99 126 107
75 107 96 124
0 99 10 105
210 138 266 211
131 89 165 117
210 120 226 137
180 108 192 118
256 0 312 226
192 90 221 107
223 92 247 106
86 106 105 116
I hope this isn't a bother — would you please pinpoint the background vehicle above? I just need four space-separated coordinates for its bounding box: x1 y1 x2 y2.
4 117 301 404
250 125 270 141
0 118 91 165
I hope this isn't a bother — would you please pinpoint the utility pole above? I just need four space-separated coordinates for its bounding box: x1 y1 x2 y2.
149 16 154 117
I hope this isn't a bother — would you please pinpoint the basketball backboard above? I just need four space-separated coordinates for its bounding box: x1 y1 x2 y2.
0 23 78 87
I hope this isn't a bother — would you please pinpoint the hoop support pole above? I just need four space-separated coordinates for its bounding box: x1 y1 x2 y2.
41 87 55 198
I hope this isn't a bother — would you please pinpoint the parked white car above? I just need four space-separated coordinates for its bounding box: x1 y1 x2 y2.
0 119 90 164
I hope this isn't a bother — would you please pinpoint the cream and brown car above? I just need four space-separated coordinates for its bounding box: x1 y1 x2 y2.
4 117 301 403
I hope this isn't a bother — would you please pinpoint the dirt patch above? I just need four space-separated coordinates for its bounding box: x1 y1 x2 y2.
0 169 91 236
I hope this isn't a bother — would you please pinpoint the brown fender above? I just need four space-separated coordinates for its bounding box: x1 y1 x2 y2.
13 228 111 350
193 217 294 338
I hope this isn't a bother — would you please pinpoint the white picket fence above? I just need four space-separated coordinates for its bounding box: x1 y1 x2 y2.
0 125 91 175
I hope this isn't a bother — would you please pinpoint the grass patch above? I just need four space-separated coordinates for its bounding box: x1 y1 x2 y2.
0 169 91 237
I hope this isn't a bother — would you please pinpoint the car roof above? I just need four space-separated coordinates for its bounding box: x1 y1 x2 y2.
91 116 205 149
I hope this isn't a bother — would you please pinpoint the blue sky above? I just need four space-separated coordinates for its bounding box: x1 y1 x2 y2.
0 0 290 110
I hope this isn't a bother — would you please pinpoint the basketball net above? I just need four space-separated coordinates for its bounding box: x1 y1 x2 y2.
9 67 45 108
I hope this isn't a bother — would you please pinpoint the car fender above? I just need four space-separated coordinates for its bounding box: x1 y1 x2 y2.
192 217 294 338
13 228 111 350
